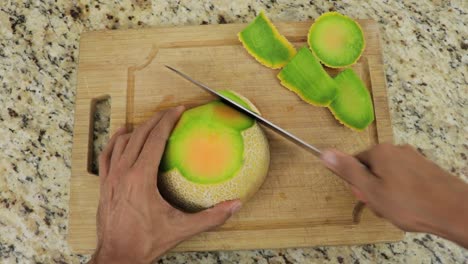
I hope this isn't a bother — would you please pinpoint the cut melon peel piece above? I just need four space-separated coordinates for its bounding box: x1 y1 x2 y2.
329 69 374 130
277 47 338 106
238 11 296 69
159 90 270 211
308 12 365 68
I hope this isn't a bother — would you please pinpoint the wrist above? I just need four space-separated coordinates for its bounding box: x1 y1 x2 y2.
88 247 153 264
88 249 139 264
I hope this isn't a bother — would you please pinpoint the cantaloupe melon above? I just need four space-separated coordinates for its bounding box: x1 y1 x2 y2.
159 90 270 212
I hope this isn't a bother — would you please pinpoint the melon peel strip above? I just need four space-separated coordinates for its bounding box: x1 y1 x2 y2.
277 74 333 107
277 47 338 107
328 69 375 131
238 11 296 69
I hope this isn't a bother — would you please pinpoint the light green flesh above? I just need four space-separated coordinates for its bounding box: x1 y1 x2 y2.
219 90 253 111
210 101 254 131
309 13 364 67
277 47 338 106
161 91 256 183
330 69 374 130
239 12 295 68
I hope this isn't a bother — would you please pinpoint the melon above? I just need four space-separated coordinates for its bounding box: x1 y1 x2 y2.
159 90 270 212
238 11 296 69
308 12 365 68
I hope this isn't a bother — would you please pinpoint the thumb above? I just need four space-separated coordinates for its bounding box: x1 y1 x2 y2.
321 149 377 197
183 200 242 236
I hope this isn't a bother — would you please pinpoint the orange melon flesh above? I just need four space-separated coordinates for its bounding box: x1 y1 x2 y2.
184 131 234 178
172 122 243 183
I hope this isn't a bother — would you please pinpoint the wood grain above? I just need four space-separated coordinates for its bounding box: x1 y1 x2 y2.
68 20 403 253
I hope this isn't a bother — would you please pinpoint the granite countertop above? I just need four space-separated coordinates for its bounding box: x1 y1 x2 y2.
0 0 467 263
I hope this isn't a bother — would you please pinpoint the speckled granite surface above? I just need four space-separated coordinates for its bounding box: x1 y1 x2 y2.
0 0 467 263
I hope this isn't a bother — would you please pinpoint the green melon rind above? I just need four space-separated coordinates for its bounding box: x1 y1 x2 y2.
221 90 262 115
238 11 297 69
218 90 253 111
277 47 338 106
329 68 374 130
308 12 365 68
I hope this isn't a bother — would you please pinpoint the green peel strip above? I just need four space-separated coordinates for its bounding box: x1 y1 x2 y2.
329 68 374 130
277 47 338 106
239 11 296 69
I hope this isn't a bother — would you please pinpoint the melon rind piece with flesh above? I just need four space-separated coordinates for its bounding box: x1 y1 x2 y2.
329 68 374 130
277 47 338 106
308 12 365 68
238 11 296 69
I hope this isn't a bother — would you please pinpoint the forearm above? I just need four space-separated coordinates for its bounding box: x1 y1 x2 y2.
430 181 468 249
443 187 468 248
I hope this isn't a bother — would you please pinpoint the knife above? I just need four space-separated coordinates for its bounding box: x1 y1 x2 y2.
165 65 322 157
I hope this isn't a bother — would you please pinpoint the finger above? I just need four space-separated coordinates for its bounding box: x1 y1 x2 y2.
121 110 167 167
180 200 242 237
356 142 397 167
321 149 379 191
99 127 126 180
110 133 132 170
355 149 373 168
134 106 185 179
350 185 367 202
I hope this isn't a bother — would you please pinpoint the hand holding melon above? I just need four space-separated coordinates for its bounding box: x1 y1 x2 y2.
91 107 244 264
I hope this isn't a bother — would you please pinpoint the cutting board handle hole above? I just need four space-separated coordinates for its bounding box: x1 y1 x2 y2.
88 96 111 175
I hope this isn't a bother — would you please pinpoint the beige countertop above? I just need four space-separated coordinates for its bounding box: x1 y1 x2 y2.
0 0 466 263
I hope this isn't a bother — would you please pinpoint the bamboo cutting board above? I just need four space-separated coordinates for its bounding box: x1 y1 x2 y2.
69 20 403 253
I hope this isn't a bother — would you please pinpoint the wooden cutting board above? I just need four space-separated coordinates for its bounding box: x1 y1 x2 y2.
69 20 403 253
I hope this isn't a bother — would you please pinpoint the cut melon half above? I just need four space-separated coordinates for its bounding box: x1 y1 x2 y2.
308 12 365 68
329 69 374 130
159 90 270 211
238 11 296 69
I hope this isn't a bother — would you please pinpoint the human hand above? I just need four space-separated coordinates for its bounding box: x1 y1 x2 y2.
321 143 468 248
89 106 242 264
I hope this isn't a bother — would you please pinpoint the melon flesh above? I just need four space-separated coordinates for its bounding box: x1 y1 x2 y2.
159 90 270 212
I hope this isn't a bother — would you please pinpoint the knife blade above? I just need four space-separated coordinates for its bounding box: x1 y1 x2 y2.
165 65 322 157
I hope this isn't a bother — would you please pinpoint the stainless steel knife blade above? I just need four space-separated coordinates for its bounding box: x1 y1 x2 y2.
165 65 322 157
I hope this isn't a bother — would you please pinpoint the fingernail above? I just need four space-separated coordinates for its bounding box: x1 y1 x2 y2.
230 201 242 215
321 150 338 168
